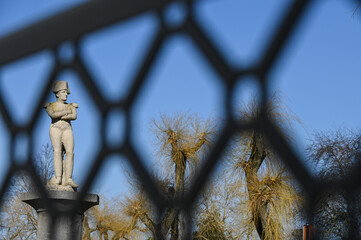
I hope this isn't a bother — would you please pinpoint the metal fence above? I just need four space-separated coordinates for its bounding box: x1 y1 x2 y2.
0 0 360 239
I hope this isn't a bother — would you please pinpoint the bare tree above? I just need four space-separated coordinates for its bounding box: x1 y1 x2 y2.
307 129 361 239
227 96 301 240
124 113 214 239
82 196 149 240
124 102 302 240
193 174 239 240
0 144 54 240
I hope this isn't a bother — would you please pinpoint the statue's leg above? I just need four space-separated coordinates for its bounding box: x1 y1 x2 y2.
62 128 78 188
49 126 63 184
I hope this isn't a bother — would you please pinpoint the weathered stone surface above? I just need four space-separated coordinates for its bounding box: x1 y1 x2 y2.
46 181 74 192
21 191 99 240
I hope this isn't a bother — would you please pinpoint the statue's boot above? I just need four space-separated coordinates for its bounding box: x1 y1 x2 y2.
65 152 79 188
53 150 63 185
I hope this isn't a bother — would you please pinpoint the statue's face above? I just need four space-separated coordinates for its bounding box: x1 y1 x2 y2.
56 89 68 101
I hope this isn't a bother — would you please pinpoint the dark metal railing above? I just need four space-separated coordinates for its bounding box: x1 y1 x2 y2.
0 0 360 239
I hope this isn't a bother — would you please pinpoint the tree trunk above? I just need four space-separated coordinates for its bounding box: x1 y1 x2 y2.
174 158 186 196
170 216 179 240
244 134 267 240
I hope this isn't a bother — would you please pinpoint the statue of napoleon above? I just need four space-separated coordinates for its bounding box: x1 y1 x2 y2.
44 81 79 190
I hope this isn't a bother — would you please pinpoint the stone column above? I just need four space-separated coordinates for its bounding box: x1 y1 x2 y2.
21 191 99 240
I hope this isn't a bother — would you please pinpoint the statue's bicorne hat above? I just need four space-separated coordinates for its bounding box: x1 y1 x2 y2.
53 81 70 94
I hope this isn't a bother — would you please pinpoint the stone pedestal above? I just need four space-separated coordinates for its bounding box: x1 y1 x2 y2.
21 191 99 240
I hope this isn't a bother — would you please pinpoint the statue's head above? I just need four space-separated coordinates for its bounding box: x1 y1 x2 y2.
53 81 70 101
53 81 70 94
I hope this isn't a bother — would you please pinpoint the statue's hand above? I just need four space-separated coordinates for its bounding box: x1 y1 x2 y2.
60 110 71 120
63 109 72 116
60 105 77 120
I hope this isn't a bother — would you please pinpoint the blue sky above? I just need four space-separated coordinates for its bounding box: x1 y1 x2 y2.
1 0 361 197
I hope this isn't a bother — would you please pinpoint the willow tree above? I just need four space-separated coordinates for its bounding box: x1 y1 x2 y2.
228 96 301 240
192 174 239 240
83 196 149 240
125 113 214 239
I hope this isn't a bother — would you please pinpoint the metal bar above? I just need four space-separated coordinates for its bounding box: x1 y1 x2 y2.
258 0 312 79
126 29 166 109
259 115 317 194
185 120 236 207
72 55 108 112
0 0 168 66
0 91 15 133
185 18 235 84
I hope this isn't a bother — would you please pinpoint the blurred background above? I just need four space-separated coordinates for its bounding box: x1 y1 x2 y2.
0 0 361 239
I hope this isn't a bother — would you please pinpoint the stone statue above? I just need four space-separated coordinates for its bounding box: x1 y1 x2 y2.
44 81 79 190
